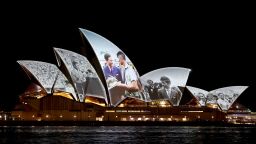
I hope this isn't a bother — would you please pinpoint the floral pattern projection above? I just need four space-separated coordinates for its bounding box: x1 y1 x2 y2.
140 67 191 106
17 60 76 100
186 86 248 111
79 28 144 107
54 48 107 103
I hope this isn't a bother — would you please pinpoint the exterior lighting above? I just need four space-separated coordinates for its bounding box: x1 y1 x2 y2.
159 101 166 105
96 117 103 121
106 110 115 112
186 111 203 113
182 116 187 121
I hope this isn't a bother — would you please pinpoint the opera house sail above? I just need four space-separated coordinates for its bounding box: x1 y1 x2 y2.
140 67 191 106
53 48 107 103
185 86 209 106
208 86 248 111
186 86 248 111
17 60 77 100
79 28 144 107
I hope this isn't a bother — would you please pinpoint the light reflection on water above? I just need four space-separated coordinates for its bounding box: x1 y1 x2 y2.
0 126 255 143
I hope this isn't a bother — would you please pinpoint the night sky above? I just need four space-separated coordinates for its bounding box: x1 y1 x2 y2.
1 4 255 111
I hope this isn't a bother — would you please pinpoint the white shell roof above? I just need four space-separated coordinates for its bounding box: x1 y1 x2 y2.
186 86 208 106
54 48 107 103
186 86 248 111
79 28 143 106
140 67 191 106
17 60 77 100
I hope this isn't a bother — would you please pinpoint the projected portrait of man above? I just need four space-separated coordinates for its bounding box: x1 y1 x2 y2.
157 76 182 106
103 53 122 82
116 51 140 92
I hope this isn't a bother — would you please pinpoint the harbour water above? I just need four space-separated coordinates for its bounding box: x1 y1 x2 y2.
1 126 255 143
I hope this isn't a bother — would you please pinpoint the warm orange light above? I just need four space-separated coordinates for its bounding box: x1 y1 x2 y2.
53 92 73 100
85 98 105 107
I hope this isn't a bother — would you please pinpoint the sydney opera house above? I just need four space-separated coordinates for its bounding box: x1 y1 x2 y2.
8 28 255 124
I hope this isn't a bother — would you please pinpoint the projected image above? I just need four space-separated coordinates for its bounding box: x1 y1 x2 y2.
144 76 182 105
79 28 144 106
208 86 248 111
196 93 207 106
17 60 77 100
205 93 218 104
98 50 143 105
216 93 231 111
206 92 231 110
17 60 61 94
54 48 107 103
53 71 77 101
187 86 248 110
140 67 191 106
186 86 208 106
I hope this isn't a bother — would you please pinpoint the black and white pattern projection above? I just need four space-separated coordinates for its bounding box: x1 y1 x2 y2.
54 48 107 103
17 60 76 100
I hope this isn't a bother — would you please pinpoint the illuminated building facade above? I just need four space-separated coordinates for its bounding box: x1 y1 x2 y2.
10 28 254 124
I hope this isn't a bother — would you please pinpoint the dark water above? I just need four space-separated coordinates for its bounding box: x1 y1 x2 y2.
0 126 255 143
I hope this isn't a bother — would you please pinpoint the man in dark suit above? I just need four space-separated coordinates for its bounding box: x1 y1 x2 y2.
144 79 159 100
103 53 122 82
157 76 182 106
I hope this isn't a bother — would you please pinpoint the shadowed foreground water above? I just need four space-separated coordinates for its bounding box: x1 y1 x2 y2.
0 126 256 143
